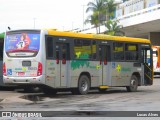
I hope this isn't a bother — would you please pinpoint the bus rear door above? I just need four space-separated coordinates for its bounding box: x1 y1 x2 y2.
99 45 111 87
55 43 70 87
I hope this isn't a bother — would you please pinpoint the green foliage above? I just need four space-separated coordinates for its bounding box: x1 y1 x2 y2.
71 60 90 70
105 0 117 20
123 0 129 2
85 0 124 35
85 0 107 33
84 12 99 33
104 20 124 36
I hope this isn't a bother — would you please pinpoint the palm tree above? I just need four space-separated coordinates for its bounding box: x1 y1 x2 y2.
84 12 99 33
104 0 117 20
104 20 124 36
123 0 129 2
86 0 107 33
85 0 120 34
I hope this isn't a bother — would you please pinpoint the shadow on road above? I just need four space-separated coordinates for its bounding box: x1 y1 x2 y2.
19 88 137 103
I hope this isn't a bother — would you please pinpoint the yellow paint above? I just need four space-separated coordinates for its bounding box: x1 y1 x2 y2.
74 46 91 55
128 45 137 51
75 52 81 58
116 64 121 72
22 67 26 71
114 47 123 51
47 29 151 44
99 86 109 89
92 45 96 53
96 64 100 69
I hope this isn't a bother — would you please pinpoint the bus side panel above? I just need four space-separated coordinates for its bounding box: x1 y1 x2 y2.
111 62 141 86
70 61 100 88
102 62 112 86
45 60 56 88
89 61 100 87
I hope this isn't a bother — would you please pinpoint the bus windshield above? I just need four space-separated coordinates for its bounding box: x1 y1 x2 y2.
5 31 40 57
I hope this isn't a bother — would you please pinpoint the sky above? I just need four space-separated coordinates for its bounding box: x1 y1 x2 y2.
0 0 92 33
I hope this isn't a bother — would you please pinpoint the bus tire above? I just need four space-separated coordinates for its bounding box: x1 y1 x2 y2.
78 75 90 95
126 75 138 92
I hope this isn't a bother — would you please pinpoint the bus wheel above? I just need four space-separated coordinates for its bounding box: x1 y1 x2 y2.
126 75 138 92
78 75 90 95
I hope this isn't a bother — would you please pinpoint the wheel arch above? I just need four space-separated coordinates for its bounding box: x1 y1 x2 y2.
132 72 141 86
79 72 91 86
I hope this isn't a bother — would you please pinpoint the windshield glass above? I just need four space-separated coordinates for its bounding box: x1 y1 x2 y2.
5 31 40 57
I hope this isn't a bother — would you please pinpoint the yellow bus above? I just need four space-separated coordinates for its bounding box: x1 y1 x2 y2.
3 29 153 94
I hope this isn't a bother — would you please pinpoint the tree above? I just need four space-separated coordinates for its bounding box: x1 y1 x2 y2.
104 0 117 20
104 20 124 36
86 0 107 33
84 12 99 33
85 0 122 34
103 0 124 36
123 0 129 2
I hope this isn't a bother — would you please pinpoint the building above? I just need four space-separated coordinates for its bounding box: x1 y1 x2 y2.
82 0 160 45
116 0 160 45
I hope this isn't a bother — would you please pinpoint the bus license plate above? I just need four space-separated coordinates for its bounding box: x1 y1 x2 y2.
17 72 25 76
22 61 31 66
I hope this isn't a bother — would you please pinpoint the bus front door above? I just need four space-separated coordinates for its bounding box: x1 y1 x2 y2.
55 43 70 87
142 46 153 85
99 45 110 86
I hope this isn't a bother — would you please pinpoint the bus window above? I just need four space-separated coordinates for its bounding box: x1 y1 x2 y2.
99 47 102 62
153 50 158 57
113 42 124 60
62 46 66 59
56 45 60 59
125 44 138 61
92 40 97 59
5 31 40 57
82 40 91 59
46 37 53 58
74 39 91 59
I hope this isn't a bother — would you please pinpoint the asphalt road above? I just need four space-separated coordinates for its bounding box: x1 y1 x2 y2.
0 78 160 119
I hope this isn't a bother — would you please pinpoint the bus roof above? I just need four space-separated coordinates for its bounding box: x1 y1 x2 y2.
5 29 151 44
47 29 151 44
